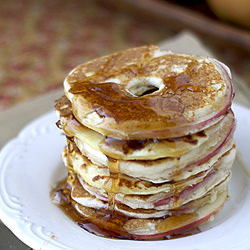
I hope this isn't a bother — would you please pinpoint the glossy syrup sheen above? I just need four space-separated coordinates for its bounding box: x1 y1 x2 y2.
68 51 220 127
102 133 201 155
105 156 120 211
51 178 201 241
55 96 207 159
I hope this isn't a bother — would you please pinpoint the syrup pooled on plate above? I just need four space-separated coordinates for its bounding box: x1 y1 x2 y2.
51 177 201 240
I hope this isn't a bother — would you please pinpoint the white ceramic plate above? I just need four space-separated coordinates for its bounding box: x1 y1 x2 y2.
0 103 249 250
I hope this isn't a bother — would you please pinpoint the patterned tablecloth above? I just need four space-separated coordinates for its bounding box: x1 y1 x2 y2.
0 0 249 111
0 0 172 110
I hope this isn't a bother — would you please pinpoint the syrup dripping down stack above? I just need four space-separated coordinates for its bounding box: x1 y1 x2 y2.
54 45 236 240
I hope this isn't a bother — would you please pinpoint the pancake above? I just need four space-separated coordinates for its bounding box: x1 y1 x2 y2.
52 45 236 240
64 45 233 140
72 172 229 220
124 188 228 238
67 145 234 209
55 95 232 160
73 118 235 183
56 96 235 183
72 177 229 238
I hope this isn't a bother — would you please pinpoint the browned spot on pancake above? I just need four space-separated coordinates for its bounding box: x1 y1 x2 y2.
183 135 198 145
104 137 148 155
166 134 198 145
75 203 96 217
197 131 207 137
124 218 154 230
56 120 62 129
92 175 106 182
55 95 72 117
72 175 94 198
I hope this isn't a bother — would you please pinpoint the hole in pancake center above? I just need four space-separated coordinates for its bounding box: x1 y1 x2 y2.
126 77 164 97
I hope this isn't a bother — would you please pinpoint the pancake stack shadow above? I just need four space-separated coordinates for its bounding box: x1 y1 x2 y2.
53 45 236 240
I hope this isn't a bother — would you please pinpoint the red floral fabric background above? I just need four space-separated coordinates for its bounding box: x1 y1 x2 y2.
0 0 249 110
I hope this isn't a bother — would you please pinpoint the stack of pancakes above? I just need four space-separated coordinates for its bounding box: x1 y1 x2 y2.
54 45 236 239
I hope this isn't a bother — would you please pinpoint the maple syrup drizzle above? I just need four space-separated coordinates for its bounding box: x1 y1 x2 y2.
105 156 120 212
51 178 200 240
68 50 219 131
163 74 209 95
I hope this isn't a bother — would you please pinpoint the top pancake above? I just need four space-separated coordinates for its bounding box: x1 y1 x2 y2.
64 45 233 139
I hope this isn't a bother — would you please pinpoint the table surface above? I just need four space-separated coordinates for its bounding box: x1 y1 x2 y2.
0 0 249 249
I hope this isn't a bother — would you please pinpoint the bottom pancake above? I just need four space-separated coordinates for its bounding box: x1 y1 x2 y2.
51 167 229 240
73 179 228 239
